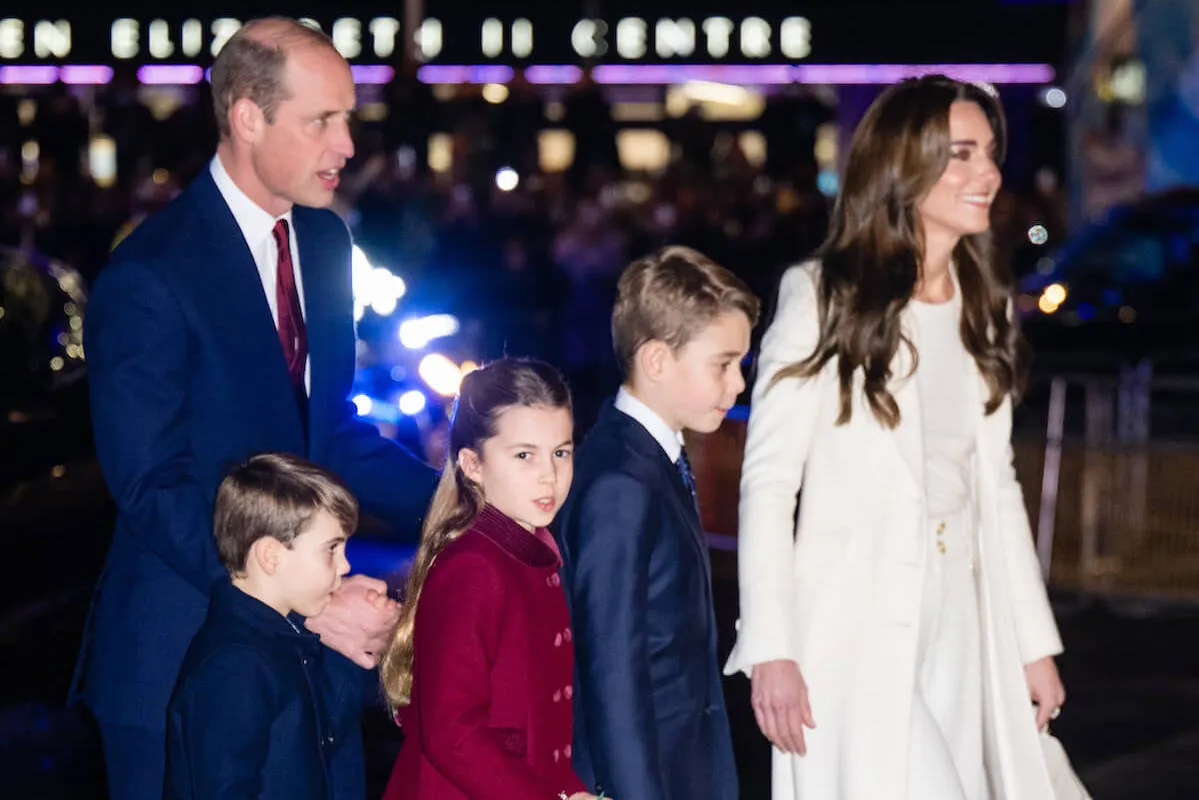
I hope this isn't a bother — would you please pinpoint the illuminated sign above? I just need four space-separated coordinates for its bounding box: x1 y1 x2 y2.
0 6 1064 66
0 14 810 62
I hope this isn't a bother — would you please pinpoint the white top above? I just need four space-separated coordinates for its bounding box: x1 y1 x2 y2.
909 288 976 519
209 155 310 391
614 386 685 464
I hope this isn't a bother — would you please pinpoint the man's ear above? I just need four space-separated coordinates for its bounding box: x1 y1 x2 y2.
229 96 266 145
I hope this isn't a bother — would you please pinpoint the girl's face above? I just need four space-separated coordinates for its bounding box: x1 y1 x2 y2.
460 405 575 532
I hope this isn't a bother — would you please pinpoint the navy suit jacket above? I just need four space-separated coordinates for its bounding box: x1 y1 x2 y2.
553 401 738 800
70 168 437 761
166 579 355 800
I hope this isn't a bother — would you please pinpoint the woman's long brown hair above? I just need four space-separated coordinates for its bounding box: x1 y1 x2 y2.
772 75 1029 427
379 358 572 710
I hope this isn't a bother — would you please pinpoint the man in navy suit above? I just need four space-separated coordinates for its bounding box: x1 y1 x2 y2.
70 18 437 799
554 247 759 800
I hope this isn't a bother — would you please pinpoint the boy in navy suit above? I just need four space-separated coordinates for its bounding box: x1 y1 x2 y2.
555 246 760 800
166 453 372 799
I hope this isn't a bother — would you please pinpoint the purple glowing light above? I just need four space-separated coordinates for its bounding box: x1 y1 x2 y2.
523 65 583 85
792 63 1055 85
594 64 794 85
138 65 205 85
0 61 1056 88
416 62 1054 86
0 65 59 85
61 65 114 85
417 64 514 84
350 65 394 84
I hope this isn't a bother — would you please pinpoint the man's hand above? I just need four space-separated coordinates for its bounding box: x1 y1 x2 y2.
751 659 816 755
305 574 401 669
1025 656 1066 731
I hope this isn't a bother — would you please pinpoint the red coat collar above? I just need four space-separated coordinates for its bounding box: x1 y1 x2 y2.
473 505 562 569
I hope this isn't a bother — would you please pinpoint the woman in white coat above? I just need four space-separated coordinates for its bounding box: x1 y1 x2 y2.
725 76 1067 799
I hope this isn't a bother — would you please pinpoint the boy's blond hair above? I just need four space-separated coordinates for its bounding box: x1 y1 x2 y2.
214 453 358 574
612 245 760 379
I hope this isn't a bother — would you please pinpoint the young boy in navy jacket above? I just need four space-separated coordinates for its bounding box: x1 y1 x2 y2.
555 246 760 800
166 453 374 799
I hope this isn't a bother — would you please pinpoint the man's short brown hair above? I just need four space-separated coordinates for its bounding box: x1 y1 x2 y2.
210 17 338 139
612 246 760 379
214 453 358 573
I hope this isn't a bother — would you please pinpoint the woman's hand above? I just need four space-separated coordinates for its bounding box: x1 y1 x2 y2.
751 659 816 755
1025 656 1066 731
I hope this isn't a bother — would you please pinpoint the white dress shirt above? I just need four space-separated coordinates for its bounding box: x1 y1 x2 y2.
614 386 685 464
209 155 310 391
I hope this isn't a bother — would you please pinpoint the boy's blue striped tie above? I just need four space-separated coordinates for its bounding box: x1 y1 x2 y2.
676 447 698 507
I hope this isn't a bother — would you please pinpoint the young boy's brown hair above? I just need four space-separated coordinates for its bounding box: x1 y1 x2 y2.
611 245 760 380
214 452 358 575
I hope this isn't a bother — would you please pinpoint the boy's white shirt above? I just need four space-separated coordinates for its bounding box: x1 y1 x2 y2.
614 387 685 463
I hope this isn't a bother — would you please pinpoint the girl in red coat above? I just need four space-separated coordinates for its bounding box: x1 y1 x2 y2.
381 358 601 800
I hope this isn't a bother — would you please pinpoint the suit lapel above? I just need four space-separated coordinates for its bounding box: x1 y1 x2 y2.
292 207 337 433
186 173 305 449
605 405 712 586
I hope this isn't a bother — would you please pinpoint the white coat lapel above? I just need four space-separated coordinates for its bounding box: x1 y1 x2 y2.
891 322 925 493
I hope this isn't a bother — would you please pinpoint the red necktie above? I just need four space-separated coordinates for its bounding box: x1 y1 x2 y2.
272 219 308 390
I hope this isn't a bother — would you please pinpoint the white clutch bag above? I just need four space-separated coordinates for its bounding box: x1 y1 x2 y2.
1041 729 1092 800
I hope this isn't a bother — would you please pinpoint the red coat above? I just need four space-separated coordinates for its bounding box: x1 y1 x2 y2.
384 505 588 800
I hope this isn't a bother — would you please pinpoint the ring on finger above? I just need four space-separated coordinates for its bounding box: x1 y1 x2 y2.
1050 706 1061 720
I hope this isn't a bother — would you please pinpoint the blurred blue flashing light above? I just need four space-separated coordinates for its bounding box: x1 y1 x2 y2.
351 245 406 320
353 391 428 422
399 314 460 350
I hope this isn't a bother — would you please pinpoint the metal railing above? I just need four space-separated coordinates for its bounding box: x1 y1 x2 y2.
1023 367 1199 600
691 365 1199 602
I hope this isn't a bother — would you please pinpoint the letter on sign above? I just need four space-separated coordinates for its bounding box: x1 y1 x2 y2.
781 16 811 60
741 17 771 59
182 18 202 57
511 18 533 59
333 18 362 59
0 19 23 58
370 17 400 59
616 17 647 59
655 19 695 58
211 18 242 57
34 20 71 59
703 17 733 59
416 18 442 61
112 19 139 60
149 19 174 59
572 19 608 58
